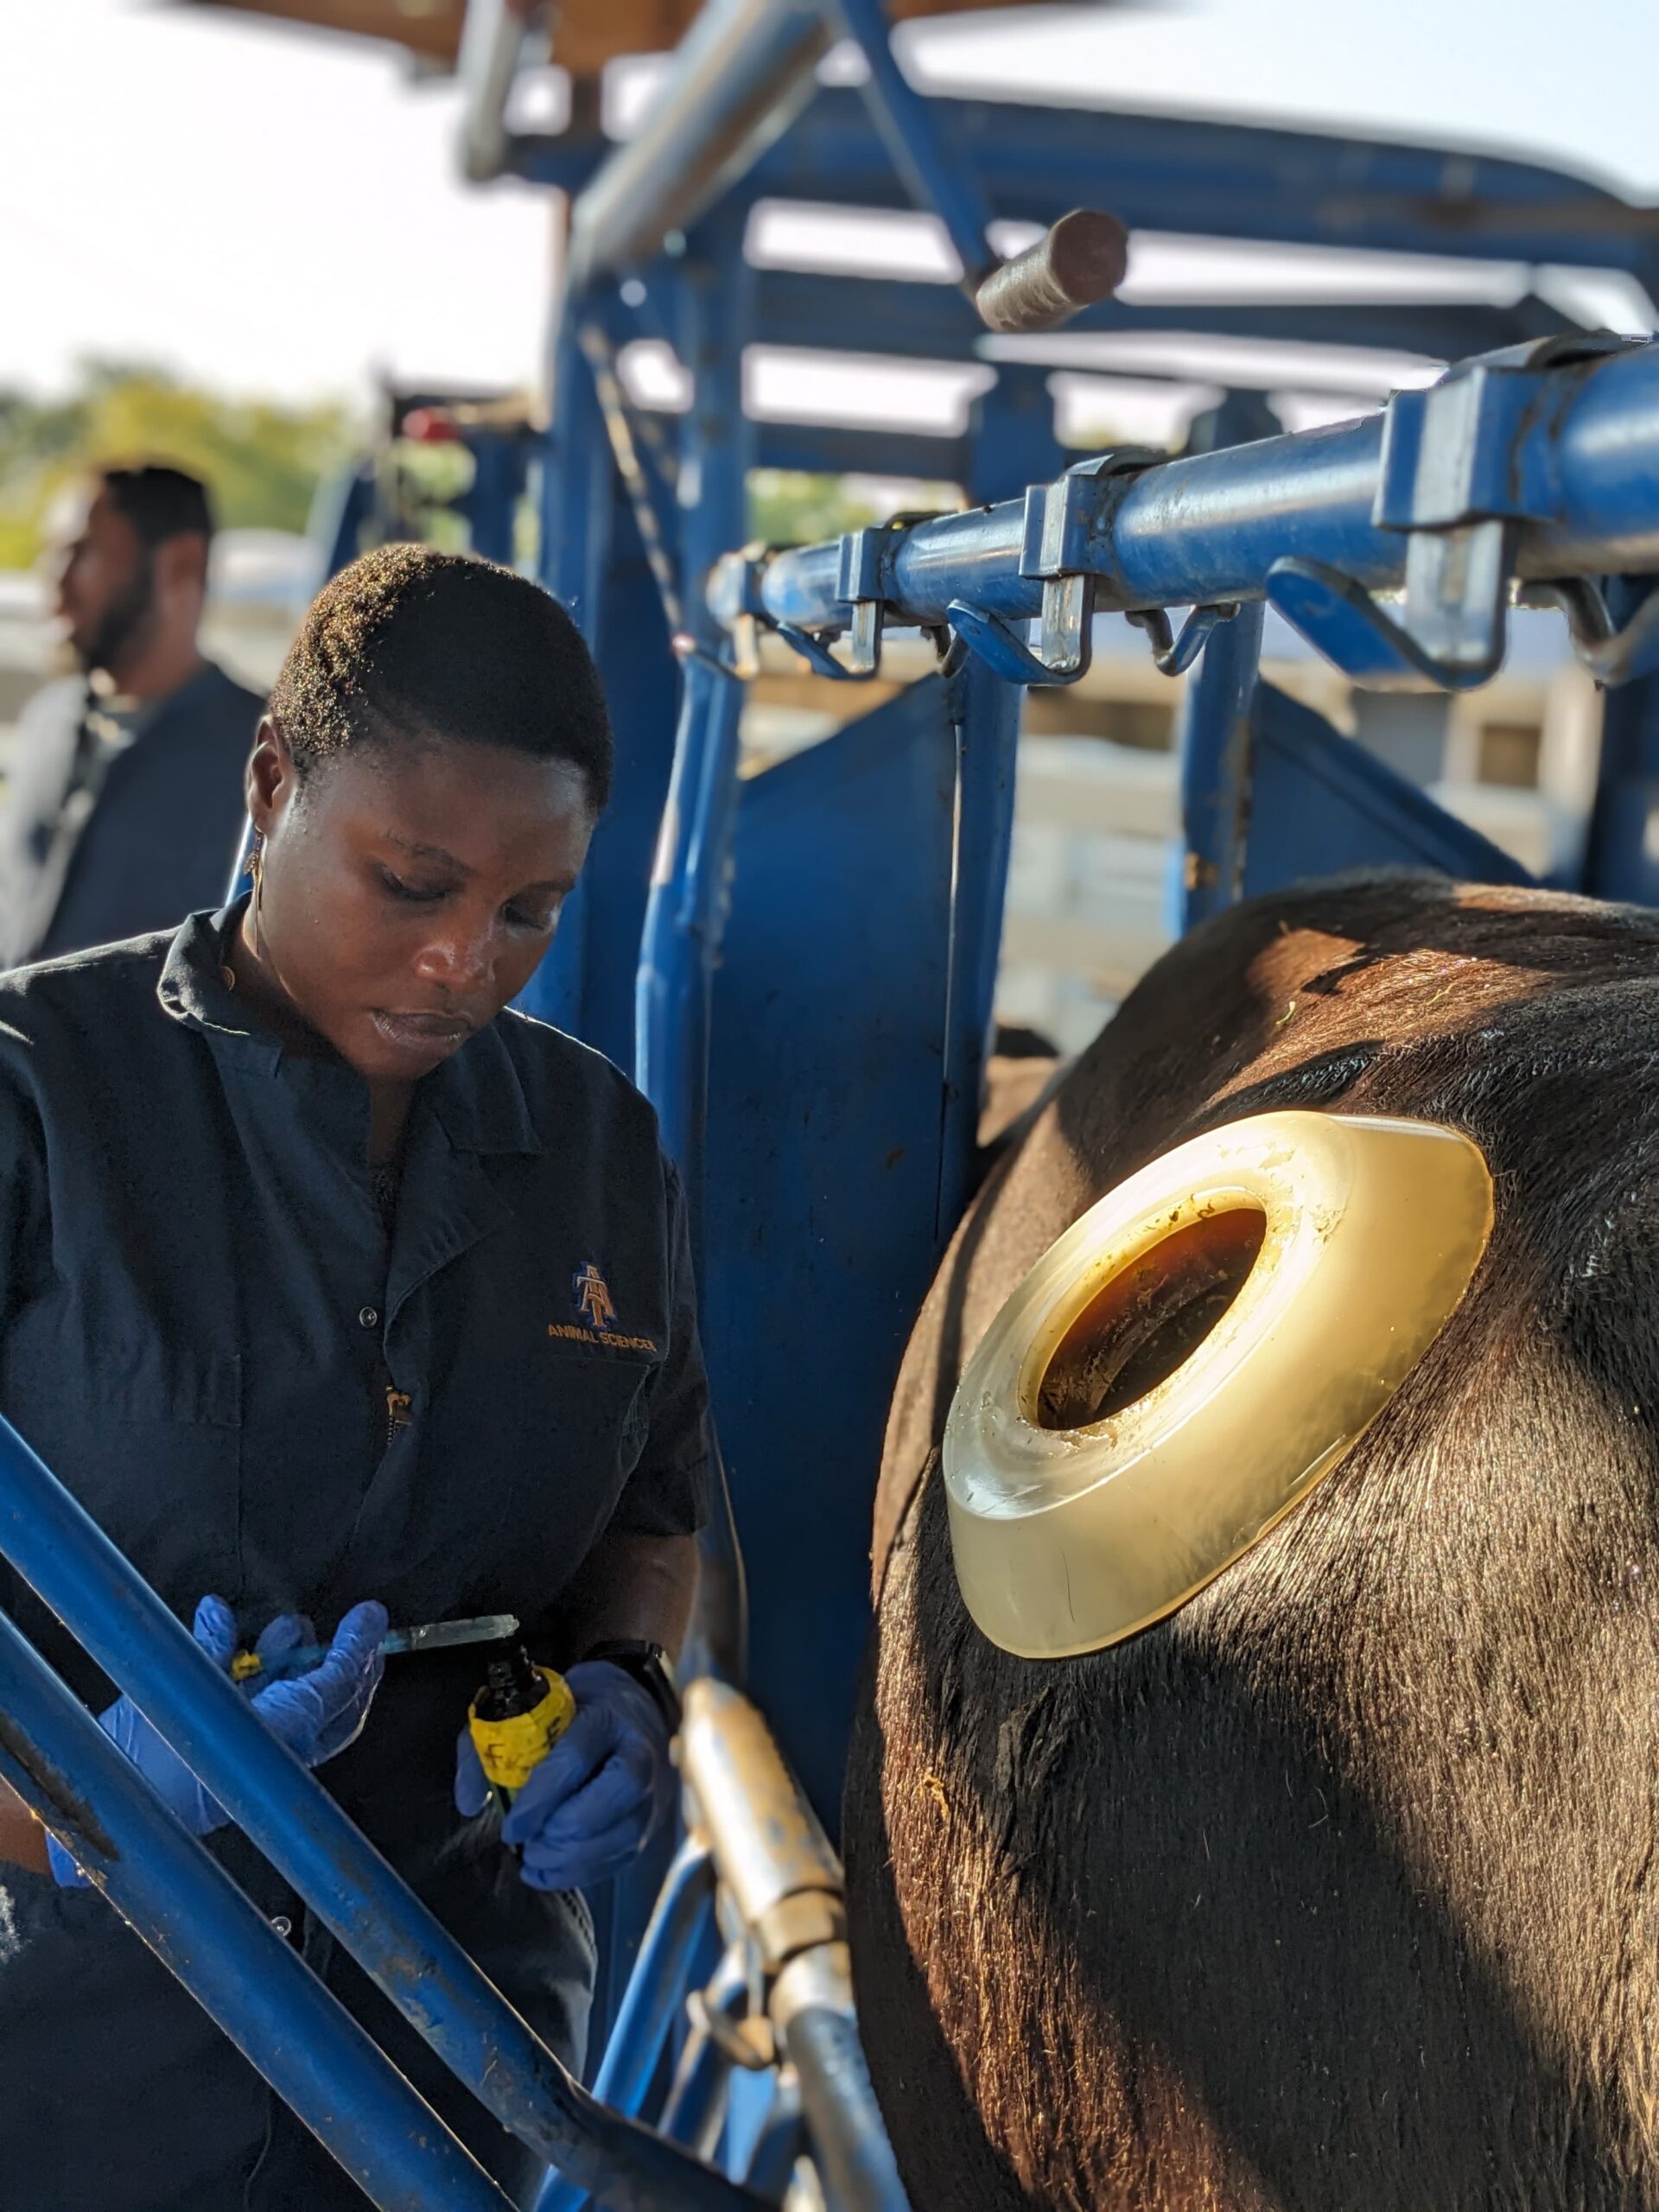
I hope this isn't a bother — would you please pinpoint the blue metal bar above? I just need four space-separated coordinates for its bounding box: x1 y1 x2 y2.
760 92 1659 283
0 1611 513 2212
938 655 1022 1233
635 657 746 1241
742 2075 804 2196
520 90 1659 284
535 1840 719 2212
753 270 1583 366
639 204 754 1248
660 1947 752 2161
828 0 995 287
738 343 1659 637
518 297 615 1037
1173 602 1267 932
577 313 686 635
0 1412 763 2212
565 0 828 286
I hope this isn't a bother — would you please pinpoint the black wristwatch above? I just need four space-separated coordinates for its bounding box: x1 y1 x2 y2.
581 1639 683 1732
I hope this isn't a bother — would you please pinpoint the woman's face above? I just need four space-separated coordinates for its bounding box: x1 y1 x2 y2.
245 719 597 1082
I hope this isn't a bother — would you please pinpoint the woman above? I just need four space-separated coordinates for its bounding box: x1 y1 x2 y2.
0 545 709 2209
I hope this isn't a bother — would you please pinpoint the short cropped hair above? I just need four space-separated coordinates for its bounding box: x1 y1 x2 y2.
270 544 613 811
99 465 214 549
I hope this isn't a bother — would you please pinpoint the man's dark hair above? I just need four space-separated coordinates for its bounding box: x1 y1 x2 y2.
270 543 613 811
99 464 214 549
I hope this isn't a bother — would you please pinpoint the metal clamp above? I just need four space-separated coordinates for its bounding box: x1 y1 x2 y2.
1268 332 1645 691
947 448 1164 688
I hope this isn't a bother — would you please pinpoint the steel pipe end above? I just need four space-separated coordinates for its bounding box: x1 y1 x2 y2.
975 208 1130 334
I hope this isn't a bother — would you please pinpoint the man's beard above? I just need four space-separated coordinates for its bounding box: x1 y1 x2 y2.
78 556 156 678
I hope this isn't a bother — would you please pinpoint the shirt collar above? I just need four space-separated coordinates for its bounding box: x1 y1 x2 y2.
156 904 544 1158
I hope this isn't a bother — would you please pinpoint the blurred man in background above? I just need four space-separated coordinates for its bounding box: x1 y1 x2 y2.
0 465 261 967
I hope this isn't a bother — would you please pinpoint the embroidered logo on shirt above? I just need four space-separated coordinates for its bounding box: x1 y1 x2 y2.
548 1265 660 1355
572 1262 617 1331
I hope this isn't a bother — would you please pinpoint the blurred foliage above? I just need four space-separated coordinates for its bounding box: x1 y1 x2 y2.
0 359 359 569
747 469 880 547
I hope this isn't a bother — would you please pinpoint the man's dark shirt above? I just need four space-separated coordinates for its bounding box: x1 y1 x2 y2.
0 660 262 966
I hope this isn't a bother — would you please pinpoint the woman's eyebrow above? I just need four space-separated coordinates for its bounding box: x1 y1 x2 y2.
385 832 471 875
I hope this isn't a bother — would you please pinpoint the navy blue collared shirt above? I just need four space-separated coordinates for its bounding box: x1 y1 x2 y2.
0 902 709 1784
0 904 711 2207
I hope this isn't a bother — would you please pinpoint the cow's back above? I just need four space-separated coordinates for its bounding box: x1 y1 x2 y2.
846 873 1659 2211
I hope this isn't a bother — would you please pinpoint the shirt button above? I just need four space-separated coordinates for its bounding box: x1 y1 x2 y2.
358 1306 379 1331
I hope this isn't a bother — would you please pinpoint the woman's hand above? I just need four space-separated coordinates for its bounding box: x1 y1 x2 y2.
454 1659 673 1893
48 1594 388 1889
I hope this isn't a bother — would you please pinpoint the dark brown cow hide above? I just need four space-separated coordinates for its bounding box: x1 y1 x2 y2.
844 872 1659 2212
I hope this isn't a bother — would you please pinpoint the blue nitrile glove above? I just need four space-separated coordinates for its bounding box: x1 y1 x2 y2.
48 1594 388 1888
453 1659 673 1894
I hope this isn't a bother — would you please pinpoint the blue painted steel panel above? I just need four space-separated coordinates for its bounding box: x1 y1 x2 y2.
1241 682 1533 897
702 677 969 1825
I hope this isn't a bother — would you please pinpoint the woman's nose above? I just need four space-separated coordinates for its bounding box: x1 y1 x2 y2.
412 923 493 993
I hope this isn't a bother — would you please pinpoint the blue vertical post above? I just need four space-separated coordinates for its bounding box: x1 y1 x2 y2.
1172 599 1267 933
1584 665 1659 903
639 199 755 1250
938 652 1023 1224
461 429 527 567
522 297 616 1036
1169 389 1275 937
965 365 1063 507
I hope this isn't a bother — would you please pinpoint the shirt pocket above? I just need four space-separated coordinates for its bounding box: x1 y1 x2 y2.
69 1346 245 1606
472 1338 663 1608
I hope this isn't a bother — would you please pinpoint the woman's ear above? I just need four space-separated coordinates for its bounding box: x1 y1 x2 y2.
245 715 297 836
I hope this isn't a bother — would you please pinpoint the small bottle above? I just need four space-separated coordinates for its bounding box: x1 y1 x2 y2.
467 1643 575 1817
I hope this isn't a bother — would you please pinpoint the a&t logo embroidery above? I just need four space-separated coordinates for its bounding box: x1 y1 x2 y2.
550 1265 660 1356
572 1261 617 1332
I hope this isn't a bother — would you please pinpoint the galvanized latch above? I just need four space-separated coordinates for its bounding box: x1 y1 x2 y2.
946 448 1163 688
1267 332 1644 691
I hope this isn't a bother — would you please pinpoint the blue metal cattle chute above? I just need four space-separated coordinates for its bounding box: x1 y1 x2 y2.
30 0 1659 2199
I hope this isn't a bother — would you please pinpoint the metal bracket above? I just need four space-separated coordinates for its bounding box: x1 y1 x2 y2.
1128 602 1243 677
772 620 880 682
1266 555 1508 691
944 447 1168 687
944 594 1091 686
1519 576 1659 687
1270 331 1645 691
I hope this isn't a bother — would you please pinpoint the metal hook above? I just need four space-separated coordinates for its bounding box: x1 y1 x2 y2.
944 600 1090 688
1128 602 1243 677
771 623 876 683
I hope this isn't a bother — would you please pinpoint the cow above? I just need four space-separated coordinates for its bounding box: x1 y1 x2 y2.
843 870 1659 2212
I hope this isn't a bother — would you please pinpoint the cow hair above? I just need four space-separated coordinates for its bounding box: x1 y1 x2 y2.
846 872 1659 2212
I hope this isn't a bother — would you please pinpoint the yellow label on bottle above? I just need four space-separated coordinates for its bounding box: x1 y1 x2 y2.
467 1667 576 1793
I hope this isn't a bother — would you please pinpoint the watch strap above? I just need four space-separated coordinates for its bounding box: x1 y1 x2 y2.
581 1638 683 1732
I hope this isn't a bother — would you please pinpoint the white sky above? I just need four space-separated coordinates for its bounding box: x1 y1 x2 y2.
2 0 1656 412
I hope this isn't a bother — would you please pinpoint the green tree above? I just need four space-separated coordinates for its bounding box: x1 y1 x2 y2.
0 361 358 569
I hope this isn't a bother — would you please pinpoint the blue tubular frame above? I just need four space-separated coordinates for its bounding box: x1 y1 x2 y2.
0 1412 762 2212
0 1614 514 2212
535 1840 720 2212
733 343 1659 635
